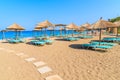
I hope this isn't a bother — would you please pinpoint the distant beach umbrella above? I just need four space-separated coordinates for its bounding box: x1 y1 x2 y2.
78 27 86 32
66 23 79 36
92 18 118 44
6 23 25 30
55 24 67 26
34 25 43 30
36 20 53 36
33 28 41 31
55 24 66 35
6 23 25 39
81 22 91 30
66 23 78 30
80 23 92 35
55 24 66 36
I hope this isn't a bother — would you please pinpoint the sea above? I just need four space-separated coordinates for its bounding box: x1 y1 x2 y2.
0 30 83 40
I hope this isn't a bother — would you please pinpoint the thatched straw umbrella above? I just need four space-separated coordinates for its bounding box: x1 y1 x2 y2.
36 20 53 36
92 18 118 44
76 27 86 36
78 27 86 32
66 23 79 36
6 23 25 39
80 23 92 35
81 23 91 30
55 24 66 36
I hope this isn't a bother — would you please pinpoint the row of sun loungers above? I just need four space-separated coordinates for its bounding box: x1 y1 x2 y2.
30 39 53 46
63 35 93 41
80 37 120 51
103 37 120 42
7 38 25 43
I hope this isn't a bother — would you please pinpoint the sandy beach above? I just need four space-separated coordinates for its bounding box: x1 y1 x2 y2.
0 35 120 80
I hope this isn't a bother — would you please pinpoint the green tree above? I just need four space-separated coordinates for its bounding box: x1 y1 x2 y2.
109 16 120 22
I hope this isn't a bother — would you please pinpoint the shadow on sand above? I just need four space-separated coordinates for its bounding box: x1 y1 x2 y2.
55 38 68 41
69 44 107 53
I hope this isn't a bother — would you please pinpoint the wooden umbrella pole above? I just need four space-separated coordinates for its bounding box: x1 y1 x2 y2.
99 28 102 45
15 30 18 40
117 27 119 37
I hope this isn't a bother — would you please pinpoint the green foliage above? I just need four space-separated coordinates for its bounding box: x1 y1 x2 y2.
118 27 120 34
109 16 120 22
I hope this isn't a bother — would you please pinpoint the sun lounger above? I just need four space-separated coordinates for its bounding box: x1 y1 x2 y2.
90 41 117 46
103 37 120 42
34 41 46 46
81 43 113 49
7 39 20 43
43 40 53 44
78 35 93 39
64 37 80 41
30 40 39 44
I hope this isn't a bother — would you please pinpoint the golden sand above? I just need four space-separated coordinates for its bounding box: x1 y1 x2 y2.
0 36 120 80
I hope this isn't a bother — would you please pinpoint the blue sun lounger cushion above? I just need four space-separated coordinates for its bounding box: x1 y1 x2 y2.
44 40 53 44
81 43 113 49
65 37 80 41
8 39 20 43
90 41 117 46
34 41 45 46
95 45 112 49
30 40 39 44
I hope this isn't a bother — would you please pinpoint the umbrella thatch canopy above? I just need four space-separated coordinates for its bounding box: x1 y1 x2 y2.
55 24 66 26
37 20 53 28
6 23 25 30
78 27 86 32
92 19 118 44
6 23 25 39
33 28 41 31
66 23 79 30
36 20 53 36
55 24 67 36
92 19 118 29
81 23 91 30
34 25 43 29
66 23 79 36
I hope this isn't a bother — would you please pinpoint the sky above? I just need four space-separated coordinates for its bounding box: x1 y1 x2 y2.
0 0 120 30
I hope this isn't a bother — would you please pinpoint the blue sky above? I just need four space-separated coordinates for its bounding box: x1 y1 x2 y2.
0 0 120 30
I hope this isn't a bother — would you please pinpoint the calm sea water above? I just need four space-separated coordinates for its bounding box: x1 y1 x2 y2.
0 30 80 39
